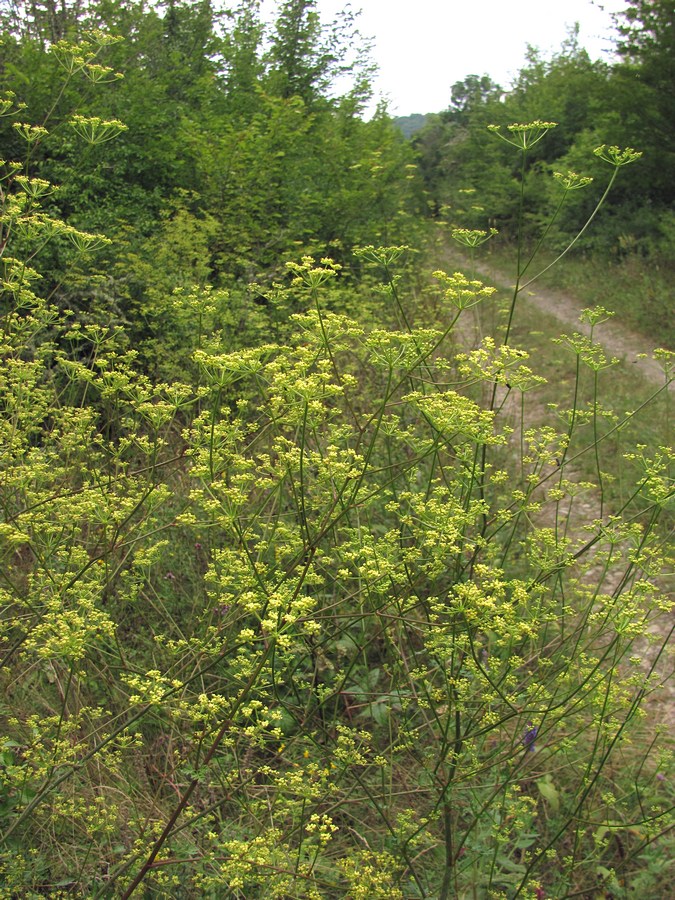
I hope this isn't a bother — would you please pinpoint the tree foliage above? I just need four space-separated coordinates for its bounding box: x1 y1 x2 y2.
414 8 675 255
0 0 420 365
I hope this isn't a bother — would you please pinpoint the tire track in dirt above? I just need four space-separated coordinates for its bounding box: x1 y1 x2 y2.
454 256 672 388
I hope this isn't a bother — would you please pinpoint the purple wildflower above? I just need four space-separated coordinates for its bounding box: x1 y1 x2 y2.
522 723 538 752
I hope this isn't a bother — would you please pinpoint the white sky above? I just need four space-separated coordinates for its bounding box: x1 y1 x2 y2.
306 0 629 115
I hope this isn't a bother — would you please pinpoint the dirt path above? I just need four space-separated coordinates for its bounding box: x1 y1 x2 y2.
444 252 675 731
444 252 674 724
452 256 672 388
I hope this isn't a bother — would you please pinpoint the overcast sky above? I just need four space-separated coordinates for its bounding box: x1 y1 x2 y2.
296 0 629 115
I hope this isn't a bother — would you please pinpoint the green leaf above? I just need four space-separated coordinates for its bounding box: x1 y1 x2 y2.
536 773 560 812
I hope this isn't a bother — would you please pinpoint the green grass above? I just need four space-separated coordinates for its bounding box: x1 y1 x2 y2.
484 243 674 351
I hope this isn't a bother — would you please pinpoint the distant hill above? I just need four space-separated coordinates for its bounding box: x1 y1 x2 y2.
393 113 428 139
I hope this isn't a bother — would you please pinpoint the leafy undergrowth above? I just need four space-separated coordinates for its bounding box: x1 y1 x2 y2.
1 37 673 900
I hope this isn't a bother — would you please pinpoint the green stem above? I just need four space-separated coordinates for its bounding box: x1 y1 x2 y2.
520 167 619 290
120 641 277 898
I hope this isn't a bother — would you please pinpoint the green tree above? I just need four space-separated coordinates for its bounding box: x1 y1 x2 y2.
0 0 80 43
447 73 503 126
0 0 420 358
613 0 675 206
219 0 265 117
412 33 636 244
265 0 372 108
549 2 675 252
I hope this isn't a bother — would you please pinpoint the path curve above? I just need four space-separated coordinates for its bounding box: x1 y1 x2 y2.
453 255 671 388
